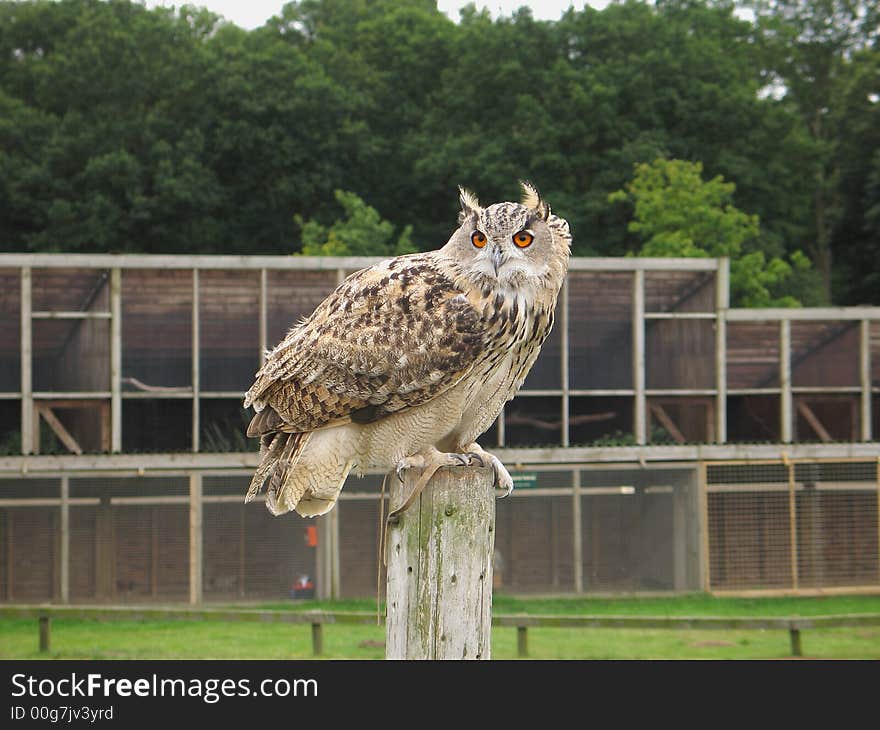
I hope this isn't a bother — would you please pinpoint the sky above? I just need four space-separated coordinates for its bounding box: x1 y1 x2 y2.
143 0 611 30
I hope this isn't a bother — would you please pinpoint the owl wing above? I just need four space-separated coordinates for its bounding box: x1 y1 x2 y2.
244 254 486 436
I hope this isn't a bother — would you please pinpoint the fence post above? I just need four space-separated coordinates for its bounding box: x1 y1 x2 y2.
517 626 528 658
311 623 324 656
39 615 50 653
789 625 803 657
385 466 495 660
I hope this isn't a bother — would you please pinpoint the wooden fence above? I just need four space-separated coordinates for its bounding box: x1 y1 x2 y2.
4 605 880 658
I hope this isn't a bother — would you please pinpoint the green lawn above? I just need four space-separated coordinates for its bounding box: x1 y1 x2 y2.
2 593 879 660
256 592 880 617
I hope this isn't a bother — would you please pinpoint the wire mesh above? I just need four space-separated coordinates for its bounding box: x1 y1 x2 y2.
791 321 860 388
580 468 696 591
568 271 632 390
726 394 781 442
647 396 715 443
203 476 316 601
706 461 794 591
726 321 780 389
504 396 562 446
644 271 715 313
872 322 880 387
265 270 336 347
705 460 880 592
645 319 716 390
0 477 60 602
707 491 794 590
337 498 383 599
495 494 574 593
199 270 260 392
122 399 191 452
0 268 20 392
794 461 878 588
68 477 190 603
521 316 561 390
33 319 110 392
569 396 634 446
200 399 251 453
0 401 20 456
0 459 877 604
793 395 860 442
874 396 880 442
122 269 192 390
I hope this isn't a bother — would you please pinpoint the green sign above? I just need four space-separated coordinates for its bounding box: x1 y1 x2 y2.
511 472 538 489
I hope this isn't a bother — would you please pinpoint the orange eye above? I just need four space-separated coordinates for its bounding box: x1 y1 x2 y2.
513 231 534 248
471 231 487 248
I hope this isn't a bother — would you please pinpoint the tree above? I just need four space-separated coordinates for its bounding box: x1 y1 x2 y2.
609 158 818 306
296 190 415 257
266 0 457 248
827 47 880 303
0 0 227 252
0 0 869 307
745 0 880 299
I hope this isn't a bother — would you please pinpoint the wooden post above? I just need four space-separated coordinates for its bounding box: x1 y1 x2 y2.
633 269 646 445
781 320 792 443
60 476 69 604
259 268 268 367
21 267 33 455
385 467 495 660
789 626 802 657
39 615 50 653
96 493 114 599
560 278 570 447
784 455 799 590
861 319 871 441
311 623 323 656
698 461 711 592
572 469 583 593
191 268 200 453
715 257 729 444
189 473 203 605
517 626 528 658
110 267 122 453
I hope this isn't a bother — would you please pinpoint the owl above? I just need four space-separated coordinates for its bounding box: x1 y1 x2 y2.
243 181 571 518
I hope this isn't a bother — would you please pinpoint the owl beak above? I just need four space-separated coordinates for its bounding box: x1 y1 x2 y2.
491 246 504 275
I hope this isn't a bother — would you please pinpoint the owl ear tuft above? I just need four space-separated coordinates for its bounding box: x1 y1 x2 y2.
458 186 482 224
520 179 549 221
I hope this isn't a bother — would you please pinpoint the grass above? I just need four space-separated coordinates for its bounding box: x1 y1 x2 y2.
2 593 879 660
253 592 880 617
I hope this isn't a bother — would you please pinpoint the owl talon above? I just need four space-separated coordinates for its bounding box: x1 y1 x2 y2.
462 443 514 498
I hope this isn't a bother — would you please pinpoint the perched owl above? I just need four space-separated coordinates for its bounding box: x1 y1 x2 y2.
243 181 571 518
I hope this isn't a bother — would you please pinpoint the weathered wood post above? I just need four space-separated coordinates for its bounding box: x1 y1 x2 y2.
385 466 496 660
517 625 528 658
311 622 324 656
39 615 50 653
789 625 803 657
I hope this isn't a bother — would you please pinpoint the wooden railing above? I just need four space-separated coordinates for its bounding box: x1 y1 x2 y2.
3 605 880 658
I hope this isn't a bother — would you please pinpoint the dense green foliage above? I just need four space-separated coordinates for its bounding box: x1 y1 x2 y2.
297 190 415 256
610 158 820 306
1 0 878 304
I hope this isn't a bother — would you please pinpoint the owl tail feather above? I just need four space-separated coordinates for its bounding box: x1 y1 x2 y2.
288 461 353 518
245 431 310 504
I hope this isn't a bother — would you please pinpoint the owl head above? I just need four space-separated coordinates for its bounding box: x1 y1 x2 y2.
443 180 571 290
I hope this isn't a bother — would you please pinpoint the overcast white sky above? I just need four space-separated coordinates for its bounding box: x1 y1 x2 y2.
143 1 611 30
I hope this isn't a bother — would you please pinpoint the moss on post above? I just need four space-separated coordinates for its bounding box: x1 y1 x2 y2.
385 466 496 660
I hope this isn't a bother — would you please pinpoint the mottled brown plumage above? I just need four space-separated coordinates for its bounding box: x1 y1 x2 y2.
246 259 484 433
244 181 571 517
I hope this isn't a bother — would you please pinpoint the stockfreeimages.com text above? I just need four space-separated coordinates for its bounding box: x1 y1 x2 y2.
11 673 317 704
